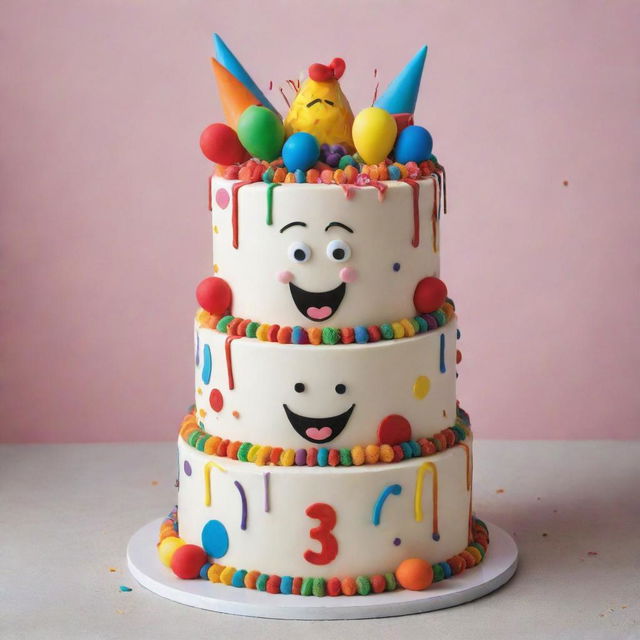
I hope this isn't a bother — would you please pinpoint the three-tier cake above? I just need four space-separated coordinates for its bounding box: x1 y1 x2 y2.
155 35 489 597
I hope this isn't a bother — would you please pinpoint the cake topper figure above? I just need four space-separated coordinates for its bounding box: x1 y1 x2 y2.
284 59 355 151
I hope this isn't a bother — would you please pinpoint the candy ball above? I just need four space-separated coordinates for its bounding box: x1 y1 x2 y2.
196 277 232 315
282 132 320 172
157 536 185 567
237 106 284 161
352 107 398 165
170 544 208 579
199 123 247 165
396 558 433 590
394 125 433 165
413 277 448 314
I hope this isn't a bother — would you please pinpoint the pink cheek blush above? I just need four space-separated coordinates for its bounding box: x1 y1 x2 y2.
340 267 358 283
276 270 294 284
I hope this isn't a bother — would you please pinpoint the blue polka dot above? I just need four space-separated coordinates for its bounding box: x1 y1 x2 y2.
183 460 192 477
201 520 229 558
393 262 401 272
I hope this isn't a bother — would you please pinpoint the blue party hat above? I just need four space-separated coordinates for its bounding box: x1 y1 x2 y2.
213 34 280 116
374 46 428 115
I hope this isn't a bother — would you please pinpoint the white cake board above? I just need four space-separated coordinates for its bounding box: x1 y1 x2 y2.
127 518 517 620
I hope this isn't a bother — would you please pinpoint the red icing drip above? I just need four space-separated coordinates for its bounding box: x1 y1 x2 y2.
224 335 242 390
431 175 439 252
402 178 420 247
368 180 388 202
231 181 251 249
340 184 356 199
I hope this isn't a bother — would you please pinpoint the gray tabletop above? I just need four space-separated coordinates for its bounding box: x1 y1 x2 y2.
1 440 638 640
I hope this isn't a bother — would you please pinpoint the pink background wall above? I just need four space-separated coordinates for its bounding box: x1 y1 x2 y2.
2 0 639 443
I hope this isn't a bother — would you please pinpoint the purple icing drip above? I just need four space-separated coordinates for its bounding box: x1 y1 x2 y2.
234 480 248 531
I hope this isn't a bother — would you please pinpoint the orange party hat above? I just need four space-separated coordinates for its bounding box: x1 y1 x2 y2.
210 58 260 129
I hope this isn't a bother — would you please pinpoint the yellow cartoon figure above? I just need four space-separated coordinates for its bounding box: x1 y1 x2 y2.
284 58 354 151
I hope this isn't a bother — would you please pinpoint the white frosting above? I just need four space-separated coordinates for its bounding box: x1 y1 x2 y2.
195 319 457 449
177 435 472 578
210 177 440 328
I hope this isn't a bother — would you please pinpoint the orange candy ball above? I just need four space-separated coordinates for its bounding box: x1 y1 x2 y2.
395 557 434 591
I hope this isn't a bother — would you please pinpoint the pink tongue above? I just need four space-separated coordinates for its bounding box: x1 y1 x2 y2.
307 306 332 320
306 426 332 440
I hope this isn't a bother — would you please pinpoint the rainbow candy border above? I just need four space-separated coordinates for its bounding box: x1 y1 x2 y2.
197 299 455 345
158 507 489 596
180 405 471 468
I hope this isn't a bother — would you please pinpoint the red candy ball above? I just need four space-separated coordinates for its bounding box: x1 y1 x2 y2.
199 123 248 165
413 277 448 314
378 414 412 445
196 277 232 315
170 544 207 579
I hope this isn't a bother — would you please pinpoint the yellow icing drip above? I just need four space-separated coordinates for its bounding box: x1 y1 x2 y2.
414 461 438 523
203 460 227 506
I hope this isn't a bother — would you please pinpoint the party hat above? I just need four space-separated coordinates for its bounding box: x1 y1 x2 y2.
213 34 280 116
210 58 260 129
374 46 428 115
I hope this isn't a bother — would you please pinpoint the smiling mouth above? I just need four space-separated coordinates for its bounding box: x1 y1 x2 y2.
283 404 356 444
289 282 346 322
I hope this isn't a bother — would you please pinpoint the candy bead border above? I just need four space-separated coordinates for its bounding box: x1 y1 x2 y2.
179 405 471 468
158 508 489 597
197 299 455 345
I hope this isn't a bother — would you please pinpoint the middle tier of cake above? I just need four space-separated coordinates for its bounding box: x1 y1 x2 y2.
195 317 458 450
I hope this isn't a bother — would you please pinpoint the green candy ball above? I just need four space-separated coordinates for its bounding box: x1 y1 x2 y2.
237 106 284 162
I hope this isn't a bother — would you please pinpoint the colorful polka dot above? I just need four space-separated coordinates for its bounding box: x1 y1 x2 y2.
210 389 224 412
213 264 219 273
199 408 207 418
393 537 402 546
183 460 192 476
215 188 230 209
413 375 431 399
201 519 229 558
393 262 401 272
213 225 219 234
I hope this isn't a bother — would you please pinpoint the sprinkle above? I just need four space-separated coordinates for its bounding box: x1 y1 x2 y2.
119 586 132 592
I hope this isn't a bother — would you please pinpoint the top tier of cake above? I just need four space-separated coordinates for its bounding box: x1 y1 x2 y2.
209 173 444 329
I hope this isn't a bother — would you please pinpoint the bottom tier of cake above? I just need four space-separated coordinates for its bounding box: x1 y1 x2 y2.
160 428 487 594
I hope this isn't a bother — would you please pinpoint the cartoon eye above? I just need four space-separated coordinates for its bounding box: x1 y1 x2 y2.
335 383 346 394
288 242 312 263
295 382 306 393
326 239 351 262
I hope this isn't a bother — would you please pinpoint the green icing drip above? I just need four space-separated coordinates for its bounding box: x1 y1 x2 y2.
266 183 281 225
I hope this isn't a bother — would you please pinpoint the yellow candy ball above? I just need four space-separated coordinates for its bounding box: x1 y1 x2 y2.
352 107 397 165
158 536 185 567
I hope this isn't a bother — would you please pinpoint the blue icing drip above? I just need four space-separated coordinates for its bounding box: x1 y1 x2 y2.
195 332 200 366
439 333 446 373
372 484 402 526
202 344 212 384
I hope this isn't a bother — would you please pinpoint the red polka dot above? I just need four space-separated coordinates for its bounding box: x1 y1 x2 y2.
215 188 230 210
378 414 412 445
210 389 224 412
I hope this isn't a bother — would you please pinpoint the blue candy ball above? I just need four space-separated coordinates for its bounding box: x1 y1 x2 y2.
394 126 433 164
282 132 320 172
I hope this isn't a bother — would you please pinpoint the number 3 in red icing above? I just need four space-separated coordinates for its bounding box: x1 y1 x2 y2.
304 503 338 565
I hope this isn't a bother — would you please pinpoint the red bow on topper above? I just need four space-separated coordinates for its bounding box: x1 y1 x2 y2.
308 58 346 82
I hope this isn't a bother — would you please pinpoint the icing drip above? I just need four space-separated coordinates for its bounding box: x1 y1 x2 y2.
401 179 420 247
457 443 472 491
208 171 215 212
414 461 440 541
195 332 200 367
431 175 439 252
266 183 281 226
264 472 271 512
440 165 447 214
234 480 248 530
203 460 227 507
340 184 356 199
439 333 446 373
224 336 242 390
457 442 473 542
231 181 251 248
372 484 402 526
368 180 388 202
